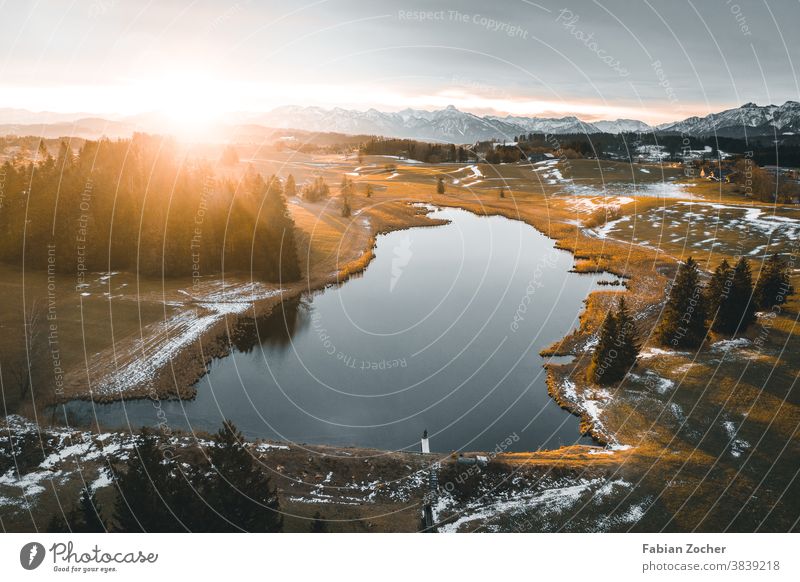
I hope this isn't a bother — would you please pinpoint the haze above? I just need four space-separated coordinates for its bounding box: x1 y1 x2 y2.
1 0 799 125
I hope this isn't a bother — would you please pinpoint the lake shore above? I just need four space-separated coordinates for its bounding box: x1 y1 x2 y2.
50 167 667 457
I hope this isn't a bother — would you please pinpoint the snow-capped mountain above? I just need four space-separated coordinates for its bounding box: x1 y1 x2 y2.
3 101 798 143
259 105 523 142
657 101 800 137
593 119 653 134
260 101 800 141
485 114 602 135
258 105 659 141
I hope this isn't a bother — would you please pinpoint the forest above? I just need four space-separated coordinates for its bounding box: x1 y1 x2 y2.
0 133 301 282
356 132 800 168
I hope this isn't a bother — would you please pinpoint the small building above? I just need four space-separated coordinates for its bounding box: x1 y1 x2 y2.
420 429 430 454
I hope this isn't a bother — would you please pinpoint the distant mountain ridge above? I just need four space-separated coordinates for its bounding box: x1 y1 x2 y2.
656 101 800 137
255 101 800 141
2 101 799 142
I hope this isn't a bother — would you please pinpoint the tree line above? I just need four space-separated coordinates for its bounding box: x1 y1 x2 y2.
589 254 793 384
48 421 284 532
360 138 474 163
657 254 793 347
0 134 300 281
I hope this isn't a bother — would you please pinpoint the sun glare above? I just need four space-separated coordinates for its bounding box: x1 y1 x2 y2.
136 72 230 138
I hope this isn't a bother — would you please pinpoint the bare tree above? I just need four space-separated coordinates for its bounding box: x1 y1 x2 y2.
2 299 48 411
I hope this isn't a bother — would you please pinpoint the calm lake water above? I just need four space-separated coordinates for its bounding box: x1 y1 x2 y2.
57 206 610 453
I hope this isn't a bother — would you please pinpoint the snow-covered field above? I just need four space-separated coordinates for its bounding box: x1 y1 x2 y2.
567 180 695 200
595 201 800 256
435 475 648 532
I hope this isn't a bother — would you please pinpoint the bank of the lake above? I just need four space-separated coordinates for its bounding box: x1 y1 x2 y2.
56 206 619 453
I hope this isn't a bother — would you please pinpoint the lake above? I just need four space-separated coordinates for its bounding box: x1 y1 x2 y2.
57 206 611 453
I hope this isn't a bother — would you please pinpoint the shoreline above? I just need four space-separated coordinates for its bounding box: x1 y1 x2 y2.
49 195 645 458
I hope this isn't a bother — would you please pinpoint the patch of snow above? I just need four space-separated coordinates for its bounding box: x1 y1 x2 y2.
91 471 112 490
255 442 290 452
638 347 688 359
710 338 751 352
438 478 603 532
722 420 751 458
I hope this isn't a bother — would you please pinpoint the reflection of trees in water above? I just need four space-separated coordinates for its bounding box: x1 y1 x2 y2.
230 298 309 354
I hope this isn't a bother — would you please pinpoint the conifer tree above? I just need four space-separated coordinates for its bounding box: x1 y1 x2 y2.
588 306 619 384
613 297 639 368
56 139 72 170
310 511 328 532
284 174 297 198
728 257 756 332
339 175 353 217
340 175 351 197
754 253 794 309
262 175 301 281
112 430 183 532
708 257 756 334
656 257 707 348
76 485 106 532
37 139 48 161
588 297 639 384
706 258 733 324
206 421 283 532
46 485 105 532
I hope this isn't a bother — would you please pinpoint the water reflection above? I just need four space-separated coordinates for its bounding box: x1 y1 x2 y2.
230 298 307 353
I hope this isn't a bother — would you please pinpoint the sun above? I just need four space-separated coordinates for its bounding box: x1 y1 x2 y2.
134 71 231 138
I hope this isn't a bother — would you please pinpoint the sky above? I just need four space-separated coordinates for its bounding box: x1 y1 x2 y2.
1 0 799 124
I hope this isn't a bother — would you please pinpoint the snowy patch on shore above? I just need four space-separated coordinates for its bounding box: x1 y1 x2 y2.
437 477 639 532
438 478 601 532
558 380 628 450
86 283 284 397
638 347 689 359
0 418 135 505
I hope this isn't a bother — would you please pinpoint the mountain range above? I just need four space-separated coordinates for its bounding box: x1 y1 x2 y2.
1 101 799 143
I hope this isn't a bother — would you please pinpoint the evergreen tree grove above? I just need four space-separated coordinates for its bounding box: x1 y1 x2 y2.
206 420 283 532
0 135 300 283
656 257 708 348
588 297 639 384
112 429 187 532
47 485 106 532
107 422 283 532
754 253 794 310
705 258 733 327
708 257 756 334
